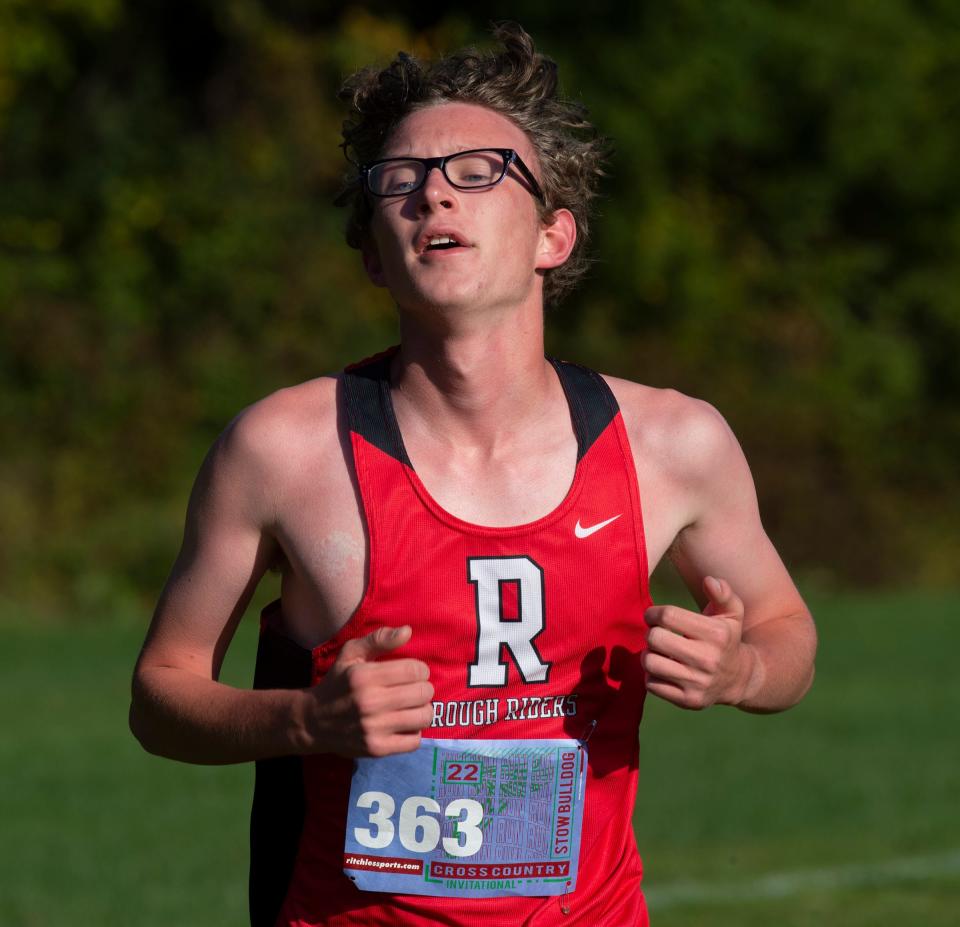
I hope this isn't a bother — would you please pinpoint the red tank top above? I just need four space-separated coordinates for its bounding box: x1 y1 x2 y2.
250 351 652 926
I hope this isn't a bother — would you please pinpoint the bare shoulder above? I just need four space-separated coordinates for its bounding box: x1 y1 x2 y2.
216 375 339 470
602 374 746 488
195 374 342 524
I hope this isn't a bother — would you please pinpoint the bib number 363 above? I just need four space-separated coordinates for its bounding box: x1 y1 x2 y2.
354 791 484 857
343 738 586 898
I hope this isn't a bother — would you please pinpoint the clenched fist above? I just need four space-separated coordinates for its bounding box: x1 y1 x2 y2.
642 576 754 710
304 626 434 756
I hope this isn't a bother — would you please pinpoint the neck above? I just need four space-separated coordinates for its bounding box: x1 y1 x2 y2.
391 302 557 453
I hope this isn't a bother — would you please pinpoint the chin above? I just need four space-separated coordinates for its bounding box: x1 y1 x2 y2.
399 282 487 314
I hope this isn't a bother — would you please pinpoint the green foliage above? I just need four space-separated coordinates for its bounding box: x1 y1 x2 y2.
2 2 959 614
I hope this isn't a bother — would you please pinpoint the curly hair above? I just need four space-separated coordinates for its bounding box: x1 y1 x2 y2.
335 23 608 306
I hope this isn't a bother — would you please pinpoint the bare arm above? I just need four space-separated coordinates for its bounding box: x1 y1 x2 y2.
641 398 817 713
129 395 433 764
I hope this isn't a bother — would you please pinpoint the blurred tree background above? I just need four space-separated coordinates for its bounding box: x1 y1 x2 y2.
2 0 959 622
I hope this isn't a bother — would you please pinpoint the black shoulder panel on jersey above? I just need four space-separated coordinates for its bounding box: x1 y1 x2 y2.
249 605 313 927
550 359 620 461
341 351 412 466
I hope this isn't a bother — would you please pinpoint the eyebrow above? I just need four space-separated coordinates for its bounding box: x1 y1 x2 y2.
382 144 516 158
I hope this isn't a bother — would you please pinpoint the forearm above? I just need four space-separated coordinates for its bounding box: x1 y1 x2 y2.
130 665 311 764
729 612 817 714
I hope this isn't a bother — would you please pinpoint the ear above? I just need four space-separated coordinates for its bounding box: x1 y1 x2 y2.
361 236 388 288
535 208 577 271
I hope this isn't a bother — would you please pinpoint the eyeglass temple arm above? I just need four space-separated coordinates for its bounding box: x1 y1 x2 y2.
508 152 545 202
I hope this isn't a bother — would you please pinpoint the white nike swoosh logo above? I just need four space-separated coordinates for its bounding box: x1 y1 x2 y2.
574 514 622 539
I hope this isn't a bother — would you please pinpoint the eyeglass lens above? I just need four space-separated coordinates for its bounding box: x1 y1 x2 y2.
369 151 506 196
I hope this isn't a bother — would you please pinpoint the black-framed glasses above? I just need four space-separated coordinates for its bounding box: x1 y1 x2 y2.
360 148 545 202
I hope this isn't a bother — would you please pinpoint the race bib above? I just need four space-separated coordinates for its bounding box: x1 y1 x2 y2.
343 738 587 897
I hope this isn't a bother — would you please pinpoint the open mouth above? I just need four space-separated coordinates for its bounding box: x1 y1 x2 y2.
422 234 466 252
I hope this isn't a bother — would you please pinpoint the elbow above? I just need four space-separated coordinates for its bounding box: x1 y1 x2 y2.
782 611 818 710
797 654 816 704
782 604 817 708
788 617 818 709
738 610 817 714
128 694 157 755
128 701 146 750
128 673 165 757
797 609 818 701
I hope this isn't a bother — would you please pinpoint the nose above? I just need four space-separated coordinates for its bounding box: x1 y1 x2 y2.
417 166 457 212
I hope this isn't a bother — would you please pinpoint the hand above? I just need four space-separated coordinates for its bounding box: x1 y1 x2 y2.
642 576 751 710
306 626 434 757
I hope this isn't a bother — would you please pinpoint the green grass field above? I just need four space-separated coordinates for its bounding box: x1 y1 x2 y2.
1 588 958 925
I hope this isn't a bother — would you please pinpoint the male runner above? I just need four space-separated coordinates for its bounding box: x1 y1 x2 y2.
130 24 816 926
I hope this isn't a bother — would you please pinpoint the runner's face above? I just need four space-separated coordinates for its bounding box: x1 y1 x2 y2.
363 103 549 315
